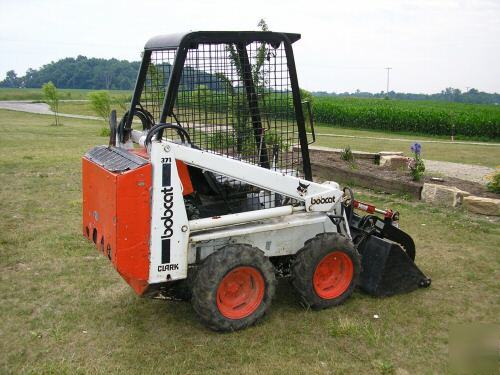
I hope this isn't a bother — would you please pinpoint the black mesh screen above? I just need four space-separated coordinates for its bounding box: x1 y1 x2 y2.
139 42 303 212
141 50 177 122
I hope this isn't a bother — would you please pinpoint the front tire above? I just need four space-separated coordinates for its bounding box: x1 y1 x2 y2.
291 233 361 309
191 244 276 331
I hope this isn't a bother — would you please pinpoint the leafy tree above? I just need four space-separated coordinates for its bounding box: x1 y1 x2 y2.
300 88 313 102
3 70 20 88
222 19 273 154
300 88 314 131
42 81 60 126
253 18 270 91
88 91 111 123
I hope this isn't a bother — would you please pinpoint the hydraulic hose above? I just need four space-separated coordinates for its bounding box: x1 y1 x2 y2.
117 107 155 143
144 123 192 146
342 186 355 225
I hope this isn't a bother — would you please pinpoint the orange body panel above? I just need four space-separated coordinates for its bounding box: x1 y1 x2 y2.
176 160 194 196
82 158 152 295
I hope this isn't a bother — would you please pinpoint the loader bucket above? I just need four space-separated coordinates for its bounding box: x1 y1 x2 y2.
357 235 431 297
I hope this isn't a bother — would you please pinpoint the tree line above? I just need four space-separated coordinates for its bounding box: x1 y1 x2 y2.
0 56 228 92
0 56 141 90
1 55 499 105
312 88 500 105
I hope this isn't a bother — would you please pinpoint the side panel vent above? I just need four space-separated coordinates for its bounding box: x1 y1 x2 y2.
85 146 148 173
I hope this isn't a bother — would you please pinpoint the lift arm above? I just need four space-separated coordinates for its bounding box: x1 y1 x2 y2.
159 141 343 213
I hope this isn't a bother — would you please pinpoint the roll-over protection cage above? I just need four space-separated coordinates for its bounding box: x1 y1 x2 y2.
118 31 312 211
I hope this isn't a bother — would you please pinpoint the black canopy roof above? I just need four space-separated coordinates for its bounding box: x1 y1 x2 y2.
144 31 301 50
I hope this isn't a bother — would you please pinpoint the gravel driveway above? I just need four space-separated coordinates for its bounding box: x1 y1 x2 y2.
424 160 495 185
0 100 99 120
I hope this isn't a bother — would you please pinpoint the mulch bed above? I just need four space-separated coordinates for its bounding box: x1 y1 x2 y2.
310 152 498 199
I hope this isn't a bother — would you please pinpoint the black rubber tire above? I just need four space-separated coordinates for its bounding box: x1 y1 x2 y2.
191 244 276 332
291 232 361 309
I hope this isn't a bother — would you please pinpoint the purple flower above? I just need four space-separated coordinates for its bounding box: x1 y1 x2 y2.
410 142 422 156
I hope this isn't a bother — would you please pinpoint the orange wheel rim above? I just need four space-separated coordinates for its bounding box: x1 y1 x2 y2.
216 266 265 319
313 251 354 299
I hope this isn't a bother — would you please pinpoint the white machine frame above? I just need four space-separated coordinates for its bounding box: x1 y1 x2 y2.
128 132 350 285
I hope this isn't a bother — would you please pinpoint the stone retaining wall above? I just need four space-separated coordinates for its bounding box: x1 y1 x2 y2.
311 162 423 199
308 146 500 216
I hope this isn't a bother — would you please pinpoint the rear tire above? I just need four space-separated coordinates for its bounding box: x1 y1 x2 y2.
291 232 360 309
191 244 276 332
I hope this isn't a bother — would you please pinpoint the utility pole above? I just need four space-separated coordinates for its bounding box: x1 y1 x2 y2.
385 67 392 97
466 86 470 93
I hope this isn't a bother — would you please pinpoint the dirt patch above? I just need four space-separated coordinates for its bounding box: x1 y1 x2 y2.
310 152 498 199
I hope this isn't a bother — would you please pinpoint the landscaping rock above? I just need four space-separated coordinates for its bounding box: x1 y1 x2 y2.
379 155 409 170
463 196 500 216
379 151 404 156
293 145 378 161
421 183 470 207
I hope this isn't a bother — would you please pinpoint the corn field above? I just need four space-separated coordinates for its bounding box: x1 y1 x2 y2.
312 97 500 140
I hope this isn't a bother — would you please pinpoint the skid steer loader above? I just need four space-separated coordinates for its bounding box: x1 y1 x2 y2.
82 31 430 331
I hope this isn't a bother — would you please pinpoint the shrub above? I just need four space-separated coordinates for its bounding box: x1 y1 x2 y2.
89 91 111 123
340 145 354 162
264 129 288 152
42 81 60 126
486 170 500 194
208 131 235 150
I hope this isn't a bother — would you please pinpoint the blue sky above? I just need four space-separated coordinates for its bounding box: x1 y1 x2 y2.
0 0 499 93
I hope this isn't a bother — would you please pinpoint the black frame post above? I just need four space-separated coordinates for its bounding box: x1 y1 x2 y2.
283 39 312 180
236 43 270 169
126 50 152 129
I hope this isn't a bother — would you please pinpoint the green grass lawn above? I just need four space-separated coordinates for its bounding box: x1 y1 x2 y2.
313 124 500 167
0 109 499 373
0 87 131 101
57 101 126 118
